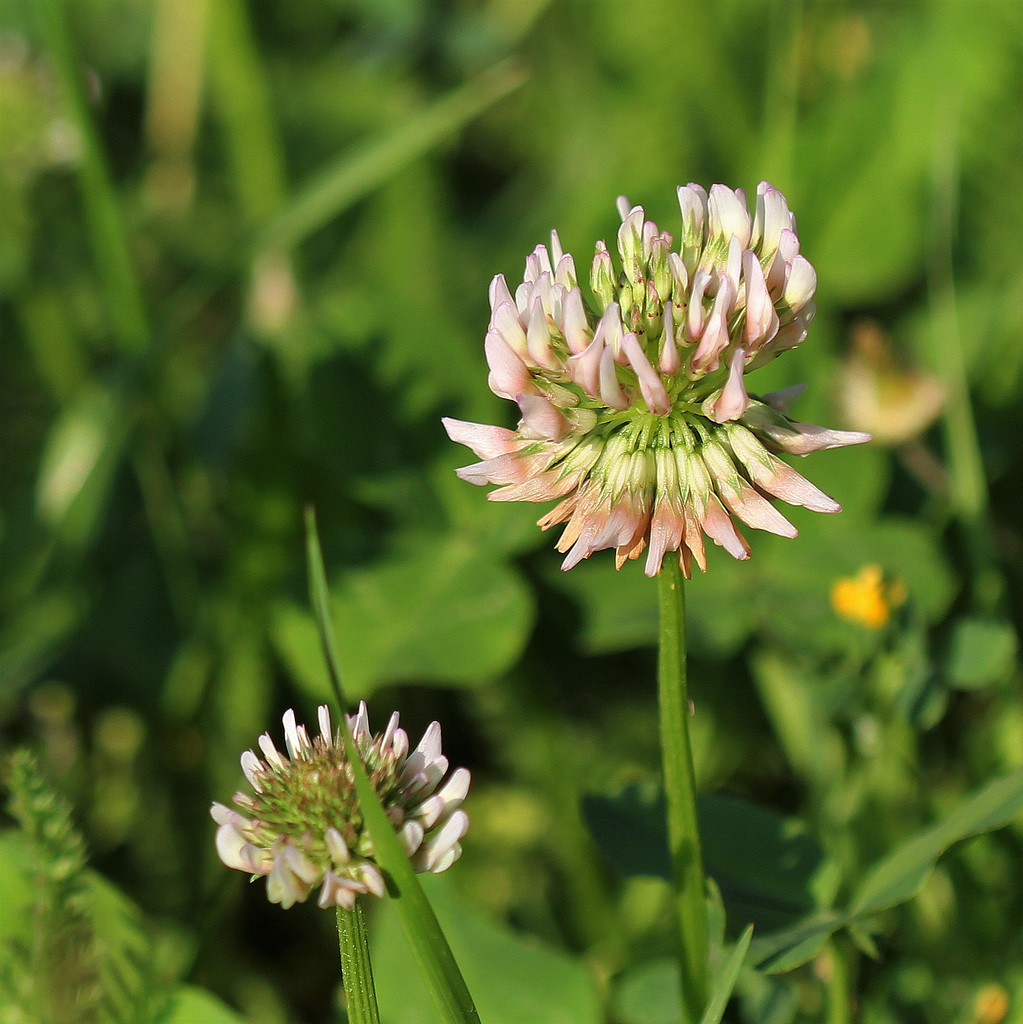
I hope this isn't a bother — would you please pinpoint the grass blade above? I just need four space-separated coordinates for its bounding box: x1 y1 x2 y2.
699 925 753 1024
36 0 149 351
260 60 526 252
304 508 482 1024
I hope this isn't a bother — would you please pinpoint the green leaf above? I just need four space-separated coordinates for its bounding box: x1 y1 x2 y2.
700 925 753 1024
746 914 847 974
849 766 1023 918
163 986 247 1024
611 958 682 1024
0 588 83 699
609 928 752 1024
33 385 131 550
276 535 534 697
944 617 1018 690
582 786 827 935
371 877 602 1024
304 510 480 1024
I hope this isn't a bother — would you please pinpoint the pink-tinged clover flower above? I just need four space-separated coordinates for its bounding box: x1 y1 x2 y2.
211 704 470 909
444 183 870 576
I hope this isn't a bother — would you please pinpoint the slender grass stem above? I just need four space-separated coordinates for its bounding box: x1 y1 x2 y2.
305 507 481 1024
337 904 382 1024
37 0 149 351
657 559 708 1024
928 97 1004 614
206 0 287 228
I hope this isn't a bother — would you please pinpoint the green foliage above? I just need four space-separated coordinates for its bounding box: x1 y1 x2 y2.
2 0 1023 1019
0 751 244 1024
583 786 829 937
370 877 602 1024
276 535 534 698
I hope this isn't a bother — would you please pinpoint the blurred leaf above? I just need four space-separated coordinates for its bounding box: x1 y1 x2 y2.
750 651 828 785
371 876 602 1024
611 958 681 1024
849 765 1023 919
542 558 659 655
213 622 272 750
34 384 131 549
275 535 534 697
944 617 1018 690
610 927 752 1024
582 785 828 935
431 451 548 557
0 588 83 697
746 914 847 974
163 986 247 1024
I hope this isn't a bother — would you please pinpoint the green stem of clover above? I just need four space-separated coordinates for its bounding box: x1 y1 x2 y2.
337 903 382 1024
657 559 708 1023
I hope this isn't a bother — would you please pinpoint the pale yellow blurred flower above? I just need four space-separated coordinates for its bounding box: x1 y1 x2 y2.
838 320 944 445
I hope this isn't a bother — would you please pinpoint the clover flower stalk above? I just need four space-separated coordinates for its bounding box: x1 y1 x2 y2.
212 703 470 1024
443 182 869 1023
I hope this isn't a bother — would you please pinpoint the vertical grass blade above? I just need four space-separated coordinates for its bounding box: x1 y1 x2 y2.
36 0 149 352
259 60 527 252
304 508 482 1024
698 926 753 1024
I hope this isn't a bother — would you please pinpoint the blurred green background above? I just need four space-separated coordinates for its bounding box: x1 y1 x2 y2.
2 0 1023 1022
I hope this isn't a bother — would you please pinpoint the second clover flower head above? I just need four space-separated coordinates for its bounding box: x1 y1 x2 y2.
444 182 870 576
211 704 470 910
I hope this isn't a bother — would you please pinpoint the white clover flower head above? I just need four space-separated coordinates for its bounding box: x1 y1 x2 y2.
211 704 470 910
444 182 870 576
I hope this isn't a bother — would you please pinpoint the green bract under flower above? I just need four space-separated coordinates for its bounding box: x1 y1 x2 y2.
211 704 470 909
444 182 870 576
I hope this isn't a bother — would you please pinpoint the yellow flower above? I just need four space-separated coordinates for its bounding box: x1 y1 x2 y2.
971 984 1009 1024
831 565 905 629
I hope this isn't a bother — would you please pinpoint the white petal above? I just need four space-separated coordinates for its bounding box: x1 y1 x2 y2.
708 184 751 247
416 721 442 760
622 332 670 415
380 711 400 754
491 301 528 358
561 287 592 355
257 733 285 769
348 700 370 742
215 822 251 872
414 811 469 873
326 827 350 865
282 709 301 760
358 862 386 898
442 418 521 460
240 751 264 791
430 844 462 874
399 819 425 855
485 330 536 400
783 256 817 311
708 348 749 423
599 346 630 410
488 273 514 313
518 394 569 441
